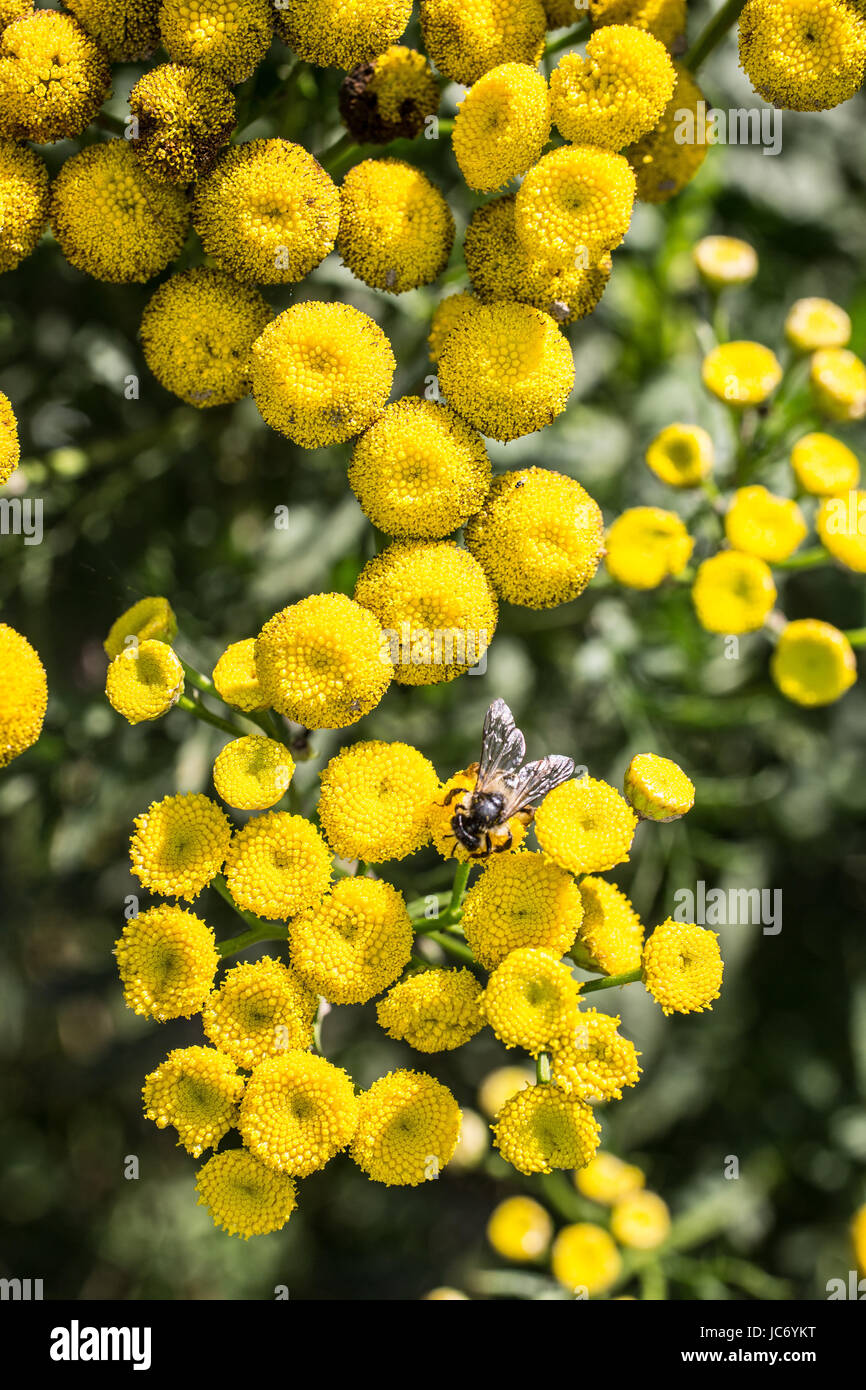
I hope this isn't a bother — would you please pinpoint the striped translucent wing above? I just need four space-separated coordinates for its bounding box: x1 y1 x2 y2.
477 699 526 787
498 755 575 820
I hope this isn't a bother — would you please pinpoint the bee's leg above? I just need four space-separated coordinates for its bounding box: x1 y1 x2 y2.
515 806 534 827
443 785 470 806
494 829 513 854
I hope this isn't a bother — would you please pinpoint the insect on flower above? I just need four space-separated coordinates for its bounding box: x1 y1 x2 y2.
443 698 574 858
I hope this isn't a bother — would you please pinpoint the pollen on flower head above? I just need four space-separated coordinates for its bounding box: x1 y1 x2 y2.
130 792 232 900
212 735 294 811
691 550 777 635
0 623 47 768
251 303 395 447
419 0 547 87
64 0 161 62
129 63 236 185
50 142 190 284
693 235 758 288
611 1190 671 1249
317 739 440 863
785 297 851 353
340 159 454 295
724 485 807 562
702 341 783 407
453 63 551 194
275 0 412 70
771 618 857 707
0 0 32 30
625 64 709 203
535 778 638 875
349 398 491 540
104 596 177 660
377 968 484 1052
224 812 332 920
195 1148 297 1238
551 1008 641 1101
604 506 694 589
114 903 219 1020
105 640 184 725
142 1045 244 1156
464 466 604 609
212 638 268 712
354 539 498 685
429 766 529 863
575 877 645 977
645 423 714 489
550 26 675 150
790 432 860 496
575 1150 645 1205
0 390 19 486
487 1195 552 1261
193 139 340 285
255 592 392 728
350 1068 462 1185
551 1221 621 1295
438 302 574 442
587 0 687 50
0 11 110 142
480 947 583 1055
240 1050 359 1177
515 145 636 265
159 0 273 85
623 752 694 823
492 1083 600 1175
428 291 477 364
642 918 723 1015
461 852 584 970
0 139 48 274
738 0 866 112
339 46 439 145
810 348 866 421
289 876 413 1005
203 956 318 1068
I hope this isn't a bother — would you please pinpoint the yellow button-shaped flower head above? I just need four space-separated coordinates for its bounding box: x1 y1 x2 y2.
438 302 575 442
702 341 783 406
692 235 758 289
351 1068 462 1185
142 1045 245 1157
478 1065 534 1118
289 876 413 1005
0 622 47 767
213 735 294 812
419 0 546 87
377 968 484 1052
255 592 392 728
790 433 860 496
691 550 777 634
0 140 48 274
493 1083 600 1175
575 1150 645 1205
464 467 604 609
624 752 695 822
642 918 723 1015
575 877 645 977
428 291 477 364
317 739 440 863
339 46 439 146
552 1221 621 1295
224 812 332 921
275 0 413 69
0 11 110 142
129 63 235 186
106 640 185 725
480 947 583 1054
130 792 232 900
0 390 18 485
535 777 638 875
104 596 177 660
611 1190 671 1250
195 1149 297 1239
810 348 866 421
605 506 694 589
552 1009 642 1102
461 851 584 970
738 0 866 112
454 62 551 194
114 904 219 1020
550 25 675 150
515 144 636 264
724 485 807 562
487 1195 553 1261
159 0 273 84
212 638 268 713
625 65 709 204
646 423 714 488
586 0 686 48
770 618 857 707
64 0 160 62
338 158 455 294
203 956 318 1069
785 297 851 353
240 1051 359 1178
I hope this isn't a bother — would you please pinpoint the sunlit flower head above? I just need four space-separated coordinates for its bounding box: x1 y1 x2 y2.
645 423 714 488
419 0 546 86
142 1045 244 1155
130 793 232 900
195 1148 297 1239
338 158 454 294
575 877 645 978
461 851 584 970
0 622 47 768
350 1068 462 1185
203 955 318 1068
693 235 758 288
129 62 235 185
453 62 551 194
0 10 109 142
317 739 440 863
642 918 723 1015
212 638 269 713
289 876 413 1005
810 348 866 421
114 903 219 1020
575 1150 645 1205
702 341 783 407
159 0 273 85
623 752 695 823
486 1195 553 1261
492 1083 600 1175
604 507 694 589
376 968 484 1051
790 433 860 496
240 1050 359 1177
104 596 177 660
724 485 807 563
551 1008 642 1101
64 0 161 62
691 550 777 634
0 139 48 274
224 812 332 920
535 777 638 875
212 735 294 811
550 26 675 150
480 947 583 1055
626 66 709 203
515 145 636 264
611 1190 671 1249
785 297 851 353
106 640 184 725
275 0 412 70
738 0 866 112
551 1221 621 1295
428 291 477 364
770 618 857 707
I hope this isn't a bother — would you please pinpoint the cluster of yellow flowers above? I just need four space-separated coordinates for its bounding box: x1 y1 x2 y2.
104 593 723 1238
606 240 865 709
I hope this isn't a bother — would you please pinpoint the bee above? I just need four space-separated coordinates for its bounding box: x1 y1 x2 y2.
442 698 575 858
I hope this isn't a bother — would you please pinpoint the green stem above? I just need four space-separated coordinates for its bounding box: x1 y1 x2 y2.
845 628 866 648
424 931 476 965
179 659 216 695
682 0 748 73
211 876 288 957
580 967 642 994
772 546 831 571
545 19 591 59
318 131 356 173
176 694 249 739
449 862 471 913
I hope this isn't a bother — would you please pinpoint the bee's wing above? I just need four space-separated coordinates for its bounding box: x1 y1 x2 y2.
498 755 575 819
477 699 526 788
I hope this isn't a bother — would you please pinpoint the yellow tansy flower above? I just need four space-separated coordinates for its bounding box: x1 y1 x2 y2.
114 903 219 1021
212 638 268 713
195 1148 297 1239
376 968 484 1052
692 235 758 288
428 291 477 364
104 596 177 660
461 851 584 970
351 1068 462 1185
785 297 851 353
550 26 675 150
142 1045 244 1156
429 766 529 862
275 0 412 70
0 10 109 142
478 1064 534 1118
240 1050 359 1177
605 507 694 589
289 876 413 1005
810 348 866 421
645 423 714 488
551 1009 641 1102
419 0 546 87
338 158 455 294
212 736 294 812
575 1150 645 1205
130 792 232 901
0 139 48 274
129 62 235 185
492 1084 600 1175
724 485 807 562
770 619 857 707
317 739 439 864
224 812 332 920
625 66 709 204
480 947 583 1055
0 622 47 768
453 62 551 194
159 0 273 85
575 877 645 977
487 1195 553 1261
64 0 160 62
738 0 866 112
691 550 777 634
623 752 695 822
702 341 783 407
105 640 184 725
515 144 636 264
642 918 723 1015
535 777 638 875
203 956 317 1069
790 433 860 496
611 1190 671 1249
339 45 439 145
552 1222 622 1295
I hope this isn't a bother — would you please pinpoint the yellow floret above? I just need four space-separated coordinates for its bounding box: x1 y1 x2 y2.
738 0 866 112
785 297 851 353
130 792 232 900
428 291 477 364
0 622 47 767
429 766 530 862
289 876 413 1005
645 423 714 488
129 62 236 185
224 811 332 920
693 235 758 289
114 903 219 1020
702 341 783 407
104 596 177 659
535 777 638 875
587 0 686 50
481 947 583 1054
317 739 440 863
552 1221 621 1295
240 1050 359 1176
350 1068 462 1185
464 466 604 608
515 145 636 263
625 65 709 203
338 158 454 294
212 638 268 712
478 1064 534 1117
50 142 190 284
195 1148 297 1238
193 139 340 284
550 26 675 149
623 752 695 822
275 0 412 69
0 11 109 142
575 877 645 976
202 955 317 1067
251 303 395 447
212 735 294 811
551 1008 641 1101
0 0 32 30
438 302 574 442
770 619 857 707
790 433 860 496
642 918 723 1015
142 1045 244 1155
611 1190 671 1249
810 348 866 421
605 505 693 589
0 390 19 485
461 851 584 970
0 139 48 273
487 1195 553 1260
159 0 273 84
817 490 866 570
64 0 161 62
377 968 484 1051
724 485 807 562
339 45 439 144
492 1083 600 1175
255 592 392 728
575 1150 645 1204
419 0 547 86
453 63 551 194
105 640 184 725
691 550 777 634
